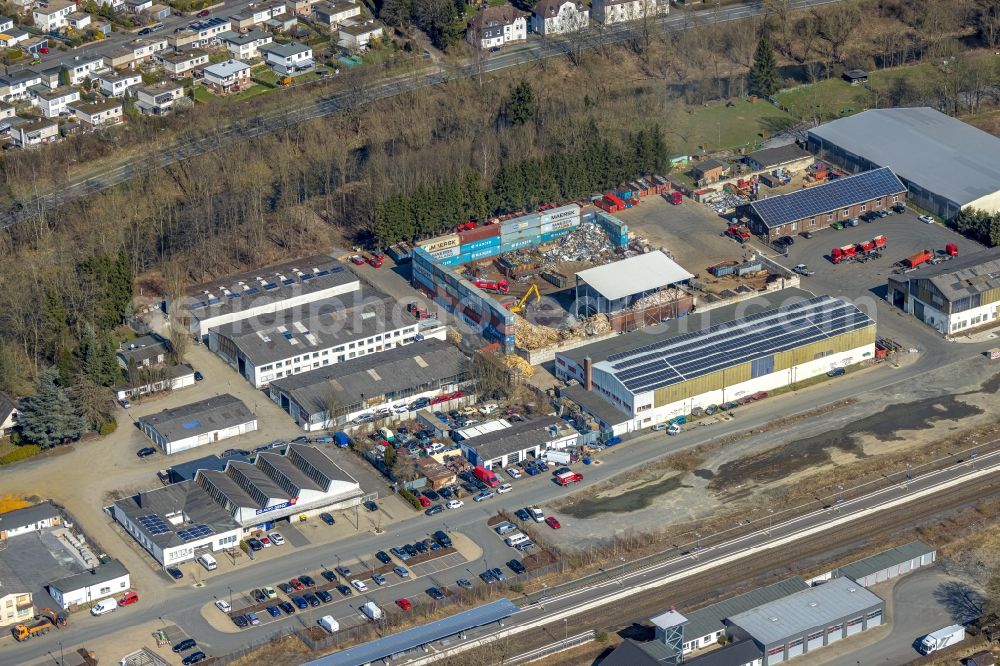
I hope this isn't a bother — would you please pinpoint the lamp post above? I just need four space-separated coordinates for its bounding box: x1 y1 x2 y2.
228 586 233 609
767 508 774 535
619 557 626 585
564 618 568 641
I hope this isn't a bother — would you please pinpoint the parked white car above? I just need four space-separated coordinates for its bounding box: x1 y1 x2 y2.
919 215 935 224
497 483 513 494
506 468 521 479
446 499 464 509
215 599 232 613
428 442 445 454
529 507 545 523
667 423 681 436
351 579 368 592
651 423 668 431
268 532 284 545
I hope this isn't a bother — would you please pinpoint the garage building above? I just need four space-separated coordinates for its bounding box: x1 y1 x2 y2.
747 167 906 241
47 559 130 610
174 255 360 339
725 577 885 664
459 417 578 469
807 107 1000 219
268 338 473 431
887 248 1000 336
556 290 876 433
806 540 936 588
138 394 258 455
574 251 693 318
743 143 813 174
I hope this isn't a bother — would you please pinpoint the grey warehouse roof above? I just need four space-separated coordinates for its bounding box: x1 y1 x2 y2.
837 540 934 582
0 501 60 532
168 452 250 482
463 417 567 461
594 293 874 394
601 638 678 666
681 576 809 641
113 481 241 550
49 559 129 592
897 247 1000 302
808 107 1000 208
139 394 255 442
211 288 404 365
271 339 469 414
304 599 519 666
750 167 905 229
745 143 811 169
728 577 883 646
183 255 357 321
576 251 694 301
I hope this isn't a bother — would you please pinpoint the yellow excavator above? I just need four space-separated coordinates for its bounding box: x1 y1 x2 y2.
505 284 541 314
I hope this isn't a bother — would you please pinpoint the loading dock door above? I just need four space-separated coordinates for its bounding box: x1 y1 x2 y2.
807 632 824 651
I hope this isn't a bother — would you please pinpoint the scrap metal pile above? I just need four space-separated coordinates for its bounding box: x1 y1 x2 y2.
541 221 622 263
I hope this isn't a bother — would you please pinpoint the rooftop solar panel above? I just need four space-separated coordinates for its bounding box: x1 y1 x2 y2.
750 167 905 229
264 283 278 290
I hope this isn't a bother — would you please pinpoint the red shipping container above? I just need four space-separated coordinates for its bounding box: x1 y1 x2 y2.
458 225 501 244
463 306 482 324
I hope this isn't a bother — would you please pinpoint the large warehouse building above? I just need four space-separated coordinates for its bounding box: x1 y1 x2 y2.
175 255 360 339
807 107 1000 219
458 417 579 470
208 287 444 388
112 444 363 565
268 338 473 430
556 290 876 433
887 248 1000 336
747 167 906 241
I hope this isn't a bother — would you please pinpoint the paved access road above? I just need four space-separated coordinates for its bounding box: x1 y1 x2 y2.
0 0 845 228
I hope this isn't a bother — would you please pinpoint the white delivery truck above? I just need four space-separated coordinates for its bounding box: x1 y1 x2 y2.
919 625 965 654
541 450 571 465
361 601 384 622
318 615 340 633
90 598 117 616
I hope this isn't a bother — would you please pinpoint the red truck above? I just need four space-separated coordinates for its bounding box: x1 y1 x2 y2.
831 244 857 264
725 225 750 243
472 279 509 294
667 190 682 205
473 466 499 488
856 234 887 256
903 249 933 268
555 471 583 486
945 243 958 257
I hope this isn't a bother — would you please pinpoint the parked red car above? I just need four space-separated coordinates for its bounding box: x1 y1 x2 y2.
418 496 431 508
545 516 561 529
39 47 49 54
118 591 139 606
396 598 412 611
289 578 306 591
350 255 366 265
196 9 210 16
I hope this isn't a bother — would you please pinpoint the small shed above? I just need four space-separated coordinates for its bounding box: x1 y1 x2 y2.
416 457 456 490
842 69 868 85
967 651 996 666
692 158 727 185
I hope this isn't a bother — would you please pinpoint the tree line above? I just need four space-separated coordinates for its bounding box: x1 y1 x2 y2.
953 209 1000 248
373 122 671 246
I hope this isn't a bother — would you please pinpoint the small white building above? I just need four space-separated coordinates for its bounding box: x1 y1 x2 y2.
70 99 124 128
0 502 61 540
466 4 527 50
0 28 28 48
114 364 196 402
218 29 273 60
591 0 662 24
338 21 382 51
203 59 251 94
14 118 59 148
66 11 91 30
33 0 74 32
157 48 209 77
530 0 588 35
260 41 313 76
96 71 143 97
187 16 232 46
313 0 361 29
0 16 13 33
31 85 80 118
62 54 106 85
459 417 579 469
0 392 18 437
47 560 131 610
0 101 13 121
139 394 257 455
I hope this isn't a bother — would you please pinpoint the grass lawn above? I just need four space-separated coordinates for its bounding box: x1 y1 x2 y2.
963 107 1000 137
774 78 872 122
192 86 215 104
230 83 274 101
253 68 280 85
664 99 795 154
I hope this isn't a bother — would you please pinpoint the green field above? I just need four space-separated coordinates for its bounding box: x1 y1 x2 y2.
664 99 795 154
774 79 872 122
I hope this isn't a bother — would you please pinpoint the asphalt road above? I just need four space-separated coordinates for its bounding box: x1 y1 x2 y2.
0 0 846 228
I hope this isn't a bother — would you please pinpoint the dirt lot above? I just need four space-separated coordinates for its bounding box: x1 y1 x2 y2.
548 357 1000 552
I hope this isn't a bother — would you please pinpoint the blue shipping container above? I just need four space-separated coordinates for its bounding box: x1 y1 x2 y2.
460 246 502 263
619 190 633 200
439 256 462 266
500 238 539 253
461 236 501 253
540 229 573 243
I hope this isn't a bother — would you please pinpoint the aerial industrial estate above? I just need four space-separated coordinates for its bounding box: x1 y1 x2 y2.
0 0 1000 659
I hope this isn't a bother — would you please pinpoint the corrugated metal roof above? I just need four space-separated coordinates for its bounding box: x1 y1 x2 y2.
576 252 694 301
303 599 519 666
808 107 1000 208
601 638 678 666
728 577 883 646
681 577 809 641
685 640 763 666
749 167 905 229
837 540 934 581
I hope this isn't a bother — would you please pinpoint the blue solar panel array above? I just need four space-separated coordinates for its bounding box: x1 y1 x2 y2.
190 266 347 310
137 514 170 535
177 524 215 542
750 167 905 229
607 296 874 394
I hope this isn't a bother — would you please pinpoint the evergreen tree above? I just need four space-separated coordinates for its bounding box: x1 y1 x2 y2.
749 35 780 98
18 368 85 448
507 81 537 126
58 68 71 87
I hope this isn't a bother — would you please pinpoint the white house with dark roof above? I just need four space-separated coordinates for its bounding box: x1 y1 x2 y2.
14 118 59 148
338 21 382 51
0 502 61 540
30 85 80 118
260 41 313 76
530 0 588 35
135 80 184 114
33 0 74 32
70 99 124 128
0 71 43 102
218 29 273 60
466 4 527 49
591 0 662 24
47 559 130 609
96 71 143 97
157 48 209 77
313 0 361 29
61 54 106 85
138 394 258 455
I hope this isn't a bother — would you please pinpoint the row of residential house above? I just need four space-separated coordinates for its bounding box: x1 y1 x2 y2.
467 0 663 49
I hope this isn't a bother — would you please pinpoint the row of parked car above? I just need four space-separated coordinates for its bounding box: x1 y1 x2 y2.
351 392 465 425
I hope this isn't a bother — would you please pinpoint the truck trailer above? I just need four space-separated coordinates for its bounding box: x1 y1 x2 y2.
903 249 933 269
919 625 965 654
541 450 571 465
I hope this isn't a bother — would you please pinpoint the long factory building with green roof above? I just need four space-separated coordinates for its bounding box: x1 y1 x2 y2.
555 289 876 434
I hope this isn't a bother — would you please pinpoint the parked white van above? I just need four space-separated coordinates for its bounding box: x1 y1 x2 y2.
197 554 217 571
505 533 530 548
318 615 340 633
91 598 117 616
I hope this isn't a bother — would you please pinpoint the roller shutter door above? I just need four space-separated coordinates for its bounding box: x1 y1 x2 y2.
867 610 882 628
888 564 900 578
921 553 935 565
787 639 804 658
766 645 785 664
827 625 843 643
807 631 824 651
847 617 864 636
